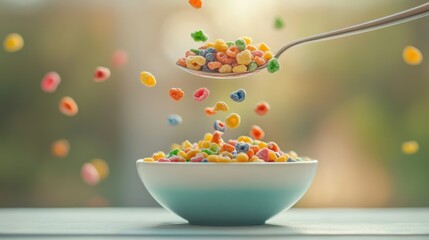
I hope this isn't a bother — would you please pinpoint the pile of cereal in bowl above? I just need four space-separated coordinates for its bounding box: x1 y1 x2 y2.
142 131 310 163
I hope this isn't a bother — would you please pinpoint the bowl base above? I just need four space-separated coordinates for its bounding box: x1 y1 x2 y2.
188 220 266 226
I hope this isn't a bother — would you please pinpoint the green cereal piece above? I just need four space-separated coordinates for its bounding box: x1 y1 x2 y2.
274 17 284 29
190 49 199 55
267 58 280 73
235 39 246 51
191 30 209 42
209 143 220 152
167 148 180 158
202 149 215 155
226 41 234 47
247 62 258 71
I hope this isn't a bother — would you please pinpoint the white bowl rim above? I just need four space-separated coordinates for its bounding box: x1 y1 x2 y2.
136 159 318 165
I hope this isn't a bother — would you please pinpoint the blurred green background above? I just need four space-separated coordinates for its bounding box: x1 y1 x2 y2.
0 0 428 207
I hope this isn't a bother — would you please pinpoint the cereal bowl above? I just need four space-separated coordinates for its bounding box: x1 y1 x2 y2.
136 160 317 226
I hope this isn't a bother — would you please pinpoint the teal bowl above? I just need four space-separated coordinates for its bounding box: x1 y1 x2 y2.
136 160 317 226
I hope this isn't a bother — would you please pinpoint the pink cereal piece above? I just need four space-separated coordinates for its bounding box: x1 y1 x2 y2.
227 139 238 146
93 66 111 82
157 158 171 162
208 61 222 70
111 49 128 68
216 52 233 64
81 163 100 186
255 148 272 162
177 57 187 67
251 50 264 58
190 155 203 162
169 156 185 162
186 51 196 57
41 71 61 93
193 87 210 102
226 46 240 57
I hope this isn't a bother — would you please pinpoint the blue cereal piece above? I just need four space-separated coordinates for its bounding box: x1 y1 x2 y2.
206 47 217 54
198 49 207 57
168 114 182 126
214 120 226 132
202 158 208 162
235 142 250 153
205 53 216 62
230 88 246 102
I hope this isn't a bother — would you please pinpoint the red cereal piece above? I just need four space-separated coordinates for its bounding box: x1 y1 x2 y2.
205 107 216 116
111 49 128 68
81 163 100 186
189 0 202 9
208 61 222 70
169 88 185 101
267 141 280 152
177 57 187 67
246 149 255 158
211 131 223 145
193 87 210 102
190 155 203 162
255 101 270 116
93 66 111 82
170 156 186 162
255 148 270 162
221 143 235 152
59 96 78 117
41 71 61 93
250 125 265 140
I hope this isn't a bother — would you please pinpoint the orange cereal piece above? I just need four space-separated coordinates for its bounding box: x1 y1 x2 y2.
267 141 280 152
250 145 260 154
254 56 266 66
51 139 70 158
246 149 255 158
221 143 235 152
208 61 222 70
216 52 233 64
403 46 423 65
177 57 187 67
205 107 216 116
255 101 270 116
211 131 223 145
189 0 202 9
246 45 257 51
59 96 78 117
169 88 185 101
250 125 265 140
226 46 240 58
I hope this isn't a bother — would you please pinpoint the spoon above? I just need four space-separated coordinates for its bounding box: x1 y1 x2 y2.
177 3 429 79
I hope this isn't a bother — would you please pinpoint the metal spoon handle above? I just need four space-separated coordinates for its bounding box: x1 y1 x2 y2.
274 3 429 59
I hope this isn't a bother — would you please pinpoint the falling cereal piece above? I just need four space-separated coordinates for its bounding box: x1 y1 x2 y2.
169 88 185 101
225 113 241 129
140 71 157 87
230 88 246 102
255 101 270 116
214 101 229 111
41 72 61 93
214 120 226 132
51 139 70 158
91 158 109 180
93 66 111 83
81 163 100 186
403 46 423 65
250 125 265 140
168 114 183 126
274 17 284 30
402 140 419 154
189 0 202 9
111 49 128 68
59 96 78 117
193 87 210 102
3 33 24 52
191 30 208 42
205 107 216 116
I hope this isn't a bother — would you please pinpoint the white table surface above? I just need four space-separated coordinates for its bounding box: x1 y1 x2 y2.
1 208 428 239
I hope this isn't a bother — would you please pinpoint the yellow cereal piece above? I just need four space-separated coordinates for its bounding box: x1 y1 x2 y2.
258 141 268 148
207 155 218 162
225 113 241 129
217 156 232 163
143 157 155 162
237 136 252 143
214 39 228 52
181 140 192 149
288 151 298 159
236 50 252 65
246 45 257 51
276 155 289 162
402 140 419 154
241 36 252 45
178 151 187 158
268 151 277 161
194 55 206 65
187 149 200 159
171 143 181 150
236 152 249 162
91 158 109 179
3 33 24 52
201 141 211 149
403 46 423 65
206 42 215 48
249 156 260 162
263 51 273 61
200 152 209 158
219 64 232 73
214 101 229 111
258 42 271 52
221 151 233 158
140 71 156 87
152 151 166 160
204 133 213 141
232 65 247 73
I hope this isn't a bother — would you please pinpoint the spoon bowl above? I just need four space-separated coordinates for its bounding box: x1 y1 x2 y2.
176 63 267 79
